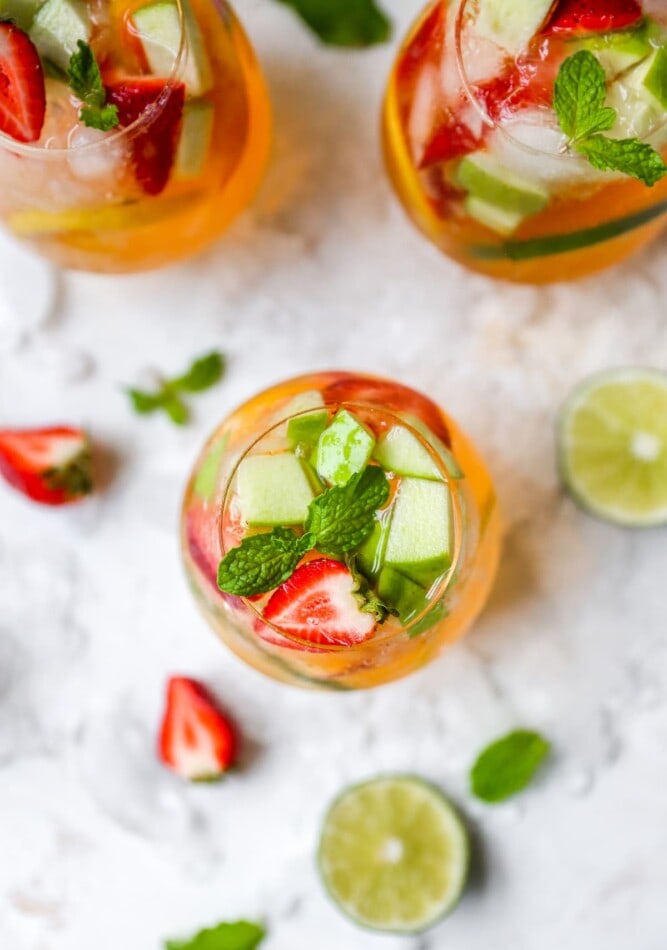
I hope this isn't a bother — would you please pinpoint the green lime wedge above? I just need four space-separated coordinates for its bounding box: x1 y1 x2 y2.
558 368 667 527
318 775 469 933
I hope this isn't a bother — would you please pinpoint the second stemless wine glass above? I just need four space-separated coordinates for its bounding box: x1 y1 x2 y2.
383 1 667 284
0 0 270 272
181 372 501 690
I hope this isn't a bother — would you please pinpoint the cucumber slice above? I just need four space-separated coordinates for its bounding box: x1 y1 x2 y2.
357 515 390 579
316 409 375 486
30 0 91 71
466 196 526 237
174 100 214 180
284 391 328 449
0 0 43 30
131 0 213 95
474 0 555 57
236 453 314 526
457 154 549 217
374 425 442 480
378 566 429 624
384 478 452 587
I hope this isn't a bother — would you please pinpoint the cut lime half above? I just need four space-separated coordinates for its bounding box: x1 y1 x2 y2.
318 775 469 934
558 368 667 527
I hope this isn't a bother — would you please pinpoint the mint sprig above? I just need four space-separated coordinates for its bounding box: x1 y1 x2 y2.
305 466 390 558
470 730 551 804
554 50 667 187
126 351 225 426
275 0 391 47
67 41 119 132
217 464 390 598
164 920 265 950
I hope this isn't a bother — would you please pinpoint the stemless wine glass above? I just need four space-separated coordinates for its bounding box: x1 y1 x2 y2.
181 372 501 690
383 1 667 284
0 0 270 272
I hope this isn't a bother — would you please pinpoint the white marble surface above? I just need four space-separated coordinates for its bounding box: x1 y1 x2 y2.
1 1 667 947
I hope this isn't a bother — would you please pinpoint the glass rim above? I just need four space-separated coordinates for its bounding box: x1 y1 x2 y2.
219 400 464 650
454 0 667 161
0 0 187 159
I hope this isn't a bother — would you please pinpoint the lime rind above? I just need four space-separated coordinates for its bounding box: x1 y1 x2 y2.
558 368 667 527
318 775 469 934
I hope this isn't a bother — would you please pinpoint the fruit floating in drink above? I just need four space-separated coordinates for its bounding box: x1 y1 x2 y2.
181 372 501 690
383 0 667 283
0 0 270 271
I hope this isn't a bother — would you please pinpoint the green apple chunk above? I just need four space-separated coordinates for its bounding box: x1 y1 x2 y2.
474 0 556 57
316 409 375 486
465 197 527 237
131 0 213 95
30 0 91 71
403 414 464 480
607 45 667 144
374 425 442 480
457 154 550 216
175 100 215 180
378 566 430 624
237 453 314 526
357 516 390 579
644 46 667 109
384 478 453 587
285 391 328 448
0 0 43 31
578 23 653 78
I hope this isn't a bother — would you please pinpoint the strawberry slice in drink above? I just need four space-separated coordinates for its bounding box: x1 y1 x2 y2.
263 559 376 648
0 22 46 143
158 677 237 781
546 0 644 35
106 78 185 196
0 426 93 505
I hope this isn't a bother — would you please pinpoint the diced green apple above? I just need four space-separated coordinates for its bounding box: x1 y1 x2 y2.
403 414 464 480
474 0 556 57
465 196 526 237
373 425 442 480
457 153 550 216
378 566 430 624
578 23 653 78
0 0 43 30
30 0 91 71
316 409 375 486
384 478 452 587
131 0 213 95
357 515 391 580
237 453 314 526
174 100 214 180
607 45 667 144
284 391 328 448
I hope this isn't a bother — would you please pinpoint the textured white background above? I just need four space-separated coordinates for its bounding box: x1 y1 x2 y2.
1 1 667 947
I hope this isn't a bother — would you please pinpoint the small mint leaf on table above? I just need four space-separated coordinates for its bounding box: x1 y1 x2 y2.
554 50 667 186
305 465 390 558
217 528 315 597
67 41 119 131
125 350 226 425
164 919 266 950
275 0 391 47
173 351 226 393
471 730 551 803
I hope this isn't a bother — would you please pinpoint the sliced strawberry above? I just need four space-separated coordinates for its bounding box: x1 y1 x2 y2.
263 559 376 647
322 374 452 448
475 38 564 120
158 676 237 781
0 427 92 505
396 2 446 91
0 22 45 143
546 0 643 35
106 78 185 196
419 118 482 167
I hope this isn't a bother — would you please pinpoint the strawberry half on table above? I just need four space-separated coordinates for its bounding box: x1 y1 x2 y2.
106 78 185 196
0 426 93 505
0 22 46 143
159 677 237 782
263 559 376 648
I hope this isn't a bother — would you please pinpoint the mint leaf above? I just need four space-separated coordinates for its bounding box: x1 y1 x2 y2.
164 920 265 950
125 351 226 425
173 352 226 392
217 528 315 597
275 0 391 47
67 41 119 131
305 465 390 558
578 135 667 186
471 730 551 803
554 50 667 187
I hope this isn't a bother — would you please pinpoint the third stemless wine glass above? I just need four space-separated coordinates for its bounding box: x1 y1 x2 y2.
383 1 667 284
181 372 501 690
0 0 270 272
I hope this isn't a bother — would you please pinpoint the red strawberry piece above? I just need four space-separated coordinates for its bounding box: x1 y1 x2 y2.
0 426 92 505
158 676 237 781
396 2 446 90
106 78 185 196
0 22 45 143
419 118 482 167
322 374 452 448
546 0 643 35
263 559 376 647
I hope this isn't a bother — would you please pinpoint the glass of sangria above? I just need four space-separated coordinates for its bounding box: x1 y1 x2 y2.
383 0 667 284
181 372 501 690
0 0 270 272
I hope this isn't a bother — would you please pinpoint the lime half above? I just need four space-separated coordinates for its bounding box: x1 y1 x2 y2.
559 369 667 527
318 775 469 933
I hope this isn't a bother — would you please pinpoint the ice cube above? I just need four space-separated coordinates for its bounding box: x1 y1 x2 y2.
68 126 126 181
